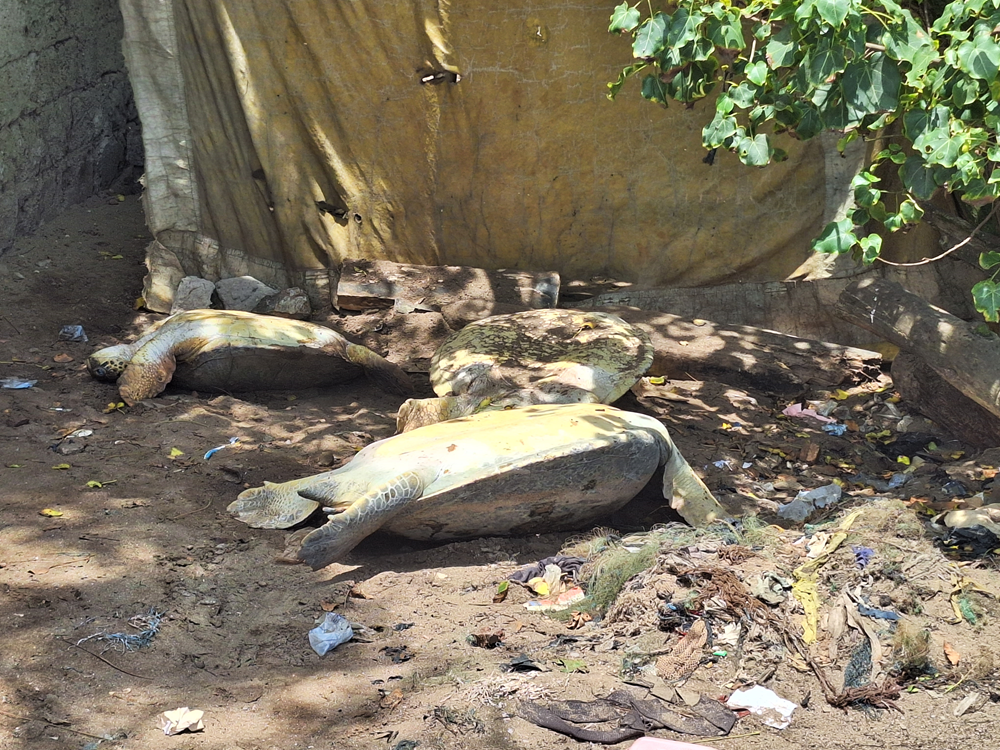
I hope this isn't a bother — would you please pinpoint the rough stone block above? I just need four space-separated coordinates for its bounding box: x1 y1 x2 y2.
170 276 217 313
216 276 279 311
253 287 312 319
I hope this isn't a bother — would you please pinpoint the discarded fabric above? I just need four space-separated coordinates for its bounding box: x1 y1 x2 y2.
308 612 353 655
509 555 586 584
851 545 875 569
782 403 836 424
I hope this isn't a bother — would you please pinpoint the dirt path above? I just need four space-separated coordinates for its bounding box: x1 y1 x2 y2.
1 195 999 750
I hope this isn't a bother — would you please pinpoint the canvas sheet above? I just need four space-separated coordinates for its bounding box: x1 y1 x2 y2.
120 0 863 312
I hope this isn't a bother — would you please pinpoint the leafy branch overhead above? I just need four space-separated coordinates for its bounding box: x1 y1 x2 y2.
608 0 1000 320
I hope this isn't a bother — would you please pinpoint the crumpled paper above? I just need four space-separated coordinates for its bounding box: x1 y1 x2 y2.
159 707 205 735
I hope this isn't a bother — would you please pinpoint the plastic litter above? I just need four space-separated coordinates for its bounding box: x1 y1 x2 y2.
204 436 239 460
0 377 36 389
822 423 847 436
308 612 353 655
777 483 842 522
725 684 796 729
782 402 836 424
58 324 88 342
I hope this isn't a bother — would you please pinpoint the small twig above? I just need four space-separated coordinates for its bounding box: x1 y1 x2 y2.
688 732 762 744
0 709 106 740
58 638 152 679
36 556 93 574
2 316 20 335
168 499 214 520
876 203 999 267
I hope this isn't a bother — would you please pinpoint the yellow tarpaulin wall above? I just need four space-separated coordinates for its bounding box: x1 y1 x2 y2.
120 0 861 312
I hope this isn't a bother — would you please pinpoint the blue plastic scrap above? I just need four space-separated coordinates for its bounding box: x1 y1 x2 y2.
204 436 239 460
822 424 848 436
857 602 899 621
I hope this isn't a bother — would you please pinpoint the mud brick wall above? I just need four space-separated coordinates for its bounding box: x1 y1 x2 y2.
0 0 142 251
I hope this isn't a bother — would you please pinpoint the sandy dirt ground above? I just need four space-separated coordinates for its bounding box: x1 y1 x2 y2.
2 194 1000 750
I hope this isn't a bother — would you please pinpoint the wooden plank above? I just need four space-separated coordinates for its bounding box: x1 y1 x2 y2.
336 259 560 313
837 276 1000 420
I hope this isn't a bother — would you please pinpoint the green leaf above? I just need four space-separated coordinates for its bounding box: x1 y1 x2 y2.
805 38 847 87
795 107 823 139
738 133 773 166
609 3 641 33
607 62 648 100
766 25 797 68
706 13 744 50
641 74 669 105
956 36 1000 80
704 112 738 146
633 13 669 58
980 251 1000 271
973 279 1000 323
898 199 924 223
729 82 757 108
899 155 940 200
903 106 949 141
666 9 704 48
842 53 901 117
812 217 858 254
859 233 883 264
667 59 718 102
913 126 961 168
816 0 850 28
746 61 768 86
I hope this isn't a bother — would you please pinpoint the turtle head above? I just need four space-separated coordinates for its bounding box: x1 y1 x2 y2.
396 396 464 433
86 345 133 382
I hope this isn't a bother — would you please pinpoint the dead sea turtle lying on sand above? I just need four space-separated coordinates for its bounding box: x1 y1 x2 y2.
228 402 721 570
87 309 412 404
396 309 653 432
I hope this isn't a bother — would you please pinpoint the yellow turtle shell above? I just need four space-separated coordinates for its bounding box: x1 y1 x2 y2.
228 403 721 570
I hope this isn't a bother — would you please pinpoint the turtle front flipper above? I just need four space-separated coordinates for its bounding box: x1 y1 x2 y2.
344 343 414 396
116 335 180 404
297 470 431 569
661 441 723 527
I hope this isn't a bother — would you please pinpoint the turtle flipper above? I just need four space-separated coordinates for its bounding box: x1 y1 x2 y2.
661 442 723 527
117 337 178 404
228 480 323 529
297 470 429 569
344 343 414 396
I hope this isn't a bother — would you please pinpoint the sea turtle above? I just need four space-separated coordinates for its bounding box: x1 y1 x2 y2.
87 309 412 404
228 402 722 570
395 309 654 432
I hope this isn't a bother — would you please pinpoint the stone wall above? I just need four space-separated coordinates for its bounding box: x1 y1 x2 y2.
0 0 142 251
